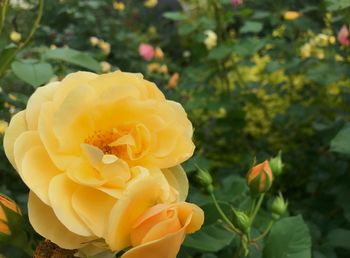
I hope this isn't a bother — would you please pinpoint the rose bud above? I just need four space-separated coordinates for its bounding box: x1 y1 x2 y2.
270 192 288 220
0 194 21 235
247 160 273 194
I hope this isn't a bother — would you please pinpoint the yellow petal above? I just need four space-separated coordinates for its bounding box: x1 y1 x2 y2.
26 82 59 130
21 145 61 205
28 191 93 249
72 187 116 237
122 227 186 258
48 174 92 236
162 165 189 202
13 131 41 176
106 172 170 251
3 110 27 169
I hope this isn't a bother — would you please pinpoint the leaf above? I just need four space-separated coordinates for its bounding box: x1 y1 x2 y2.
330 124 350 155
184 224 236 252
263 215 311 258
44 48 101 72
163 12 186 21
11 61 54 88
240 21 263 34
327 228 350 249
326 0 350 11
0 44 17 76
208 44 234 60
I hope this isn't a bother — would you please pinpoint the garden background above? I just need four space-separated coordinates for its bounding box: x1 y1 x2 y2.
0 0 350 257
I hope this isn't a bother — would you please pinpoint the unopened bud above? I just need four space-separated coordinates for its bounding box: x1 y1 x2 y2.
270 192 288 220
247 160 273 194
0 194 21 235
196 167 213 192
232 209 250 234
10 31 21 43
269 151 283 176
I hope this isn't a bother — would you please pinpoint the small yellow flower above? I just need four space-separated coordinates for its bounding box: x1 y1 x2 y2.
144 0 158 8
159 64 168 74
335 54 344 62
329 36 336 45
89 36 99 46
100 61 111 73
10 31 21 43
0 120 8 134
113 1 125 11
300 43 312 59
50 44 57 49
98 40 111 55
204 30 217 50
154 47 164 59
283 11 301 21
147 62 160 73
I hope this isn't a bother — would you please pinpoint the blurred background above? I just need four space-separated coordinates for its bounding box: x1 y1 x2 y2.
0 0 350 257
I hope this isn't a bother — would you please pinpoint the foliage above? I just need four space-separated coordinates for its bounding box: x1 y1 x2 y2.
1 0 350 257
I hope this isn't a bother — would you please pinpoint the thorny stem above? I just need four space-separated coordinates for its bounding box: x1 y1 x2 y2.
252 221 274 242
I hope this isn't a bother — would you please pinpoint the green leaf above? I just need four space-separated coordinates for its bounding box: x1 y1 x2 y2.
330 124 350 155
208 44 234 60
327 229 350 249
263 215 311 258
240 21 263 34
11 60 52 86
11 61 54 88
326 0 350 11
184 224 236 252
163 12 186 21
44 48 101 72
0 44 17 77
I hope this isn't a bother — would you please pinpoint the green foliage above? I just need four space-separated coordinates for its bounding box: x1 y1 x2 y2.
263 216 311 258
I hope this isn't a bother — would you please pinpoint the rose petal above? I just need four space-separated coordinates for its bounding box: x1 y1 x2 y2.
162 165 189 202
28 191 93 249
48 174 92 236
3 110 28 169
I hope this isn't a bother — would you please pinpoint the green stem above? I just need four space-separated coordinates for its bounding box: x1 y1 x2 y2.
0 0 44 79
210 192 241 235
252 220 274 242
0 0 9 36
250 194 265 226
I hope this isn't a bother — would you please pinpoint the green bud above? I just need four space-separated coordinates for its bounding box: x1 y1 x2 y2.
269 151 284 177
232 209 250 234
196 166 214 192
270 192 288 220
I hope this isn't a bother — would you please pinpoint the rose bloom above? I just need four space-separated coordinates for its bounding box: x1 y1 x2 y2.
231 0 243 7
338 25 350 47
4 71 199 253
138 43 154 61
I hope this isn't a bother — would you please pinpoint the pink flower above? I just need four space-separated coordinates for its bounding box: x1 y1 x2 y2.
338 25 350 47
231 0 243 7
138 43 154 61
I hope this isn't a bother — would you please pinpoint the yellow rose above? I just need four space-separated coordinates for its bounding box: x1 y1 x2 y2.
3 71 195 251
121 202 204 258
283 11 301 21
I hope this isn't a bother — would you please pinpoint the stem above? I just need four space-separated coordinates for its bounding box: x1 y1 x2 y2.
0 0 9 36
21 0 44 49
252 221 274 242
250 194 265 226
0 0 44 79
210 191 241 235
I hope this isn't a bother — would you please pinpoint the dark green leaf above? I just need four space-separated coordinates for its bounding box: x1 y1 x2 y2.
44 48 101 72
0 44 17 76
184 224 236 252
330 125 350 155
263 215 311 258
163 12 186 21
327 228 350 249
240 21 263 34
11 61 54 88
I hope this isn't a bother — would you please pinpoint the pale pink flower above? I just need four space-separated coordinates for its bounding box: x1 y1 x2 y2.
338 25 350 47
138 43 154 61
231 0 243 7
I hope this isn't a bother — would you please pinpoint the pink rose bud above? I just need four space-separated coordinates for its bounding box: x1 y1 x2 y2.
138 43 155 61
338 25 350 47
231 0 243 7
